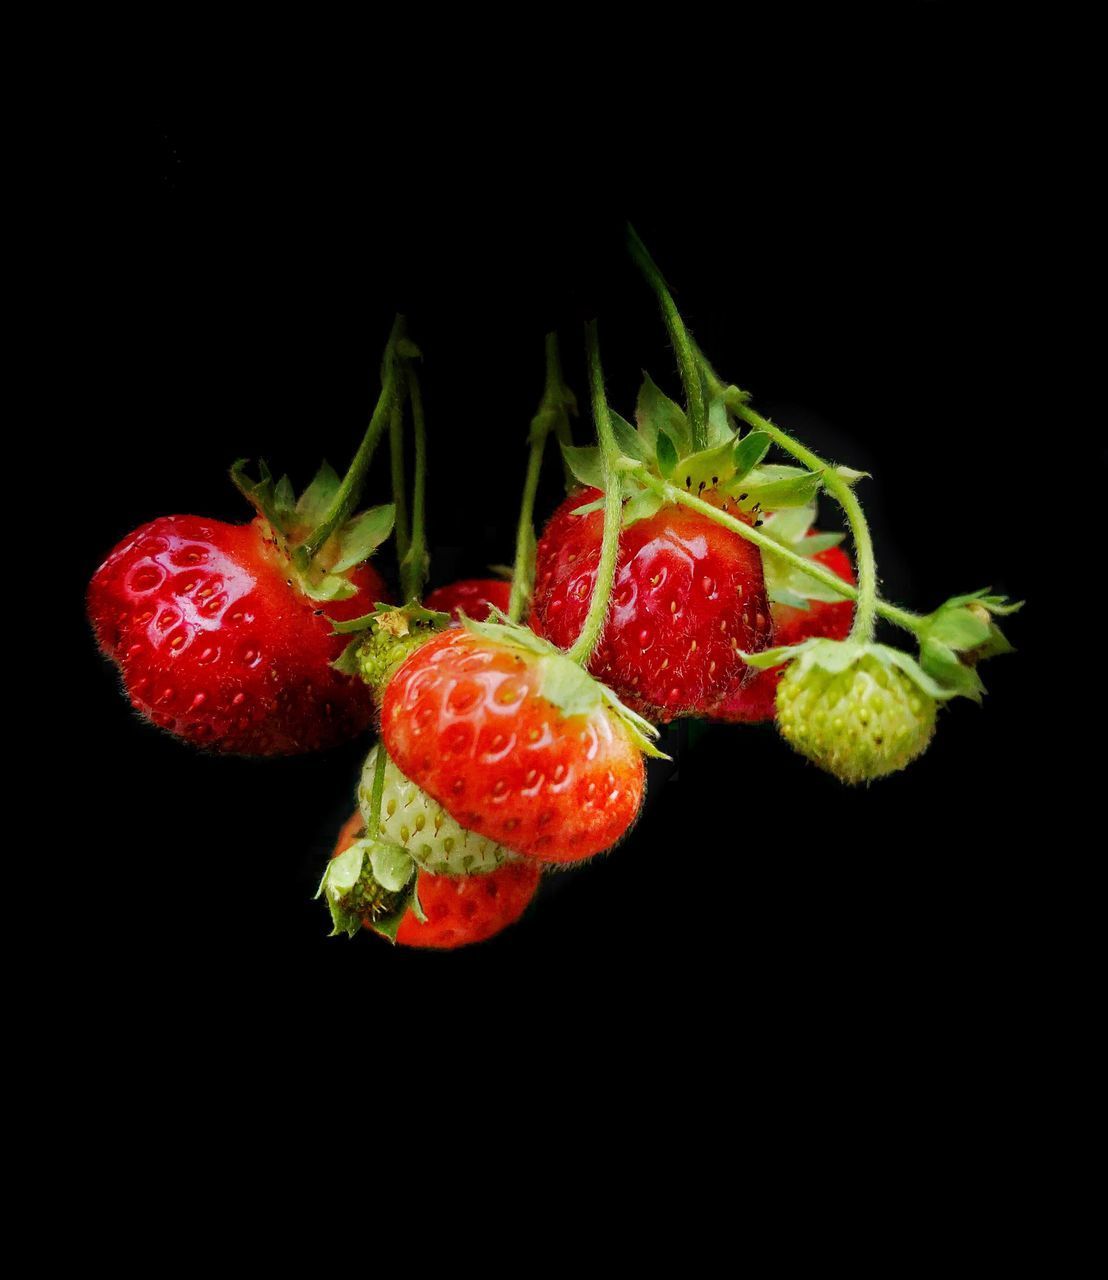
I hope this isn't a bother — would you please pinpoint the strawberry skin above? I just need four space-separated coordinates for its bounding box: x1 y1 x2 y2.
380 629 645 863
713 542 855 723
530 488 772 721
88 514 387 754
331 812 541 948
424 578 511 621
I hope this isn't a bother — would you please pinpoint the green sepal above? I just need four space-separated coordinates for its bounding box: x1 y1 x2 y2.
295 461 341 526
768 588 812 611
329 601 449 637
331 504 396 573
230 459 290 551
370 883 415 944
636 372 690 455
370 841 416 892
834 465 870 485
655 430 678 479
705 393 735 447
622 485 665 528
332 638 363 676
410 878 427 924
733 465 824 510
759 505 854 606
915 589 1021 677
610 410 651 462
570 495 606 517
674 440 738 493
741 637 966 702
459 614 668 759
561 443 605 490
732 431 770 482
919 639 986 702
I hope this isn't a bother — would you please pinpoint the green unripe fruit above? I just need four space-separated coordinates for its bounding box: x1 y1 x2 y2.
776 644 937 784
358 746 513 876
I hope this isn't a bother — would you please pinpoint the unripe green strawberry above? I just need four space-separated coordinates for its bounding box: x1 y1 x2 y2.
768 639 942 783
333 604 450 699
358 745 512 876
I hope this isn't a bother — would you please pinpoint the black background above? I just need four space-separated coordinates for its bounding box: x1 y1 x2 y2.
64 16 1083 1079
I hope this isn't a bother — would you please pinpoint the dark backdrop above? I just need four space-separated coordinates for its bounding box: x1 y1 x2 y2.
66 25 1073 1068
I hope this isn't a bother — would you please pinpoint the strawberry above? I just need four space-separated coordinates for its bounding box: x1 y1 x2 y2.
530 486 772 721
88 461 395 755
712 507 855 723
357 743 513 875
378 620 660 863
424 578 511 622
324 811 541 948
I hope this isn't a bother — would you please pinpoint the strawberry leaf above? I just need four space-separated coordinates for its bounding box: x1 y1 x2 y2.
655 430 678 479
636 373 690 454
732 431 770 482
296 461 341 525
561 444 605 491
331 504 396 573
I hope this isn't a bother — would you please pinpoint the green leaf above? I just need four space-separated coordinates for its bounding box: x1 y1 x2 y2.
636 372 690 454
609 410 650 462
561 444 606 491
331 504 396 573
768 588 812 610
919 638 985 702
927 609 991 651
705 393 734 447
324 842 367 897
655 430 678 479
622 486 665 528
538 654 604 718
274 475 296 520
743 469 824 510
296 461 341 525
675 440 737 492
732 431 770 482
370 841 416 892
331 637 363 675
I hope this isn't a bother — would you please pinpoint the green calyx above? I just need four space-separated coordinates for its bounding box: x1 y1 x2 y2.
766 639 942 784
232 458 395 603
460 613 668 760
559 371 828 531
758 504 850 610
330 603 451 695
913 589 1022 703
315 831 427 942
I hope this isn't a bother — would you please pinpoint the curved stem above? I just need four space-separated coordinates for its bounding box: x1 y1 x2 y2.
628 465 922 637
566 322 623 666
302 315 405 562
369 744 388 838
508 334 575 623
403 365 429 603
389 381 411 578
627 225 707 451
725 396 878 641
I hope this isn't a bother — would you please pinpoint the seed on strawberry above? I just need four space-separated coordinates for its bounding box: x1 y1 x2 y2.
772 639 940 783
357 744 512 876
531 487 771 721
380 620 659 863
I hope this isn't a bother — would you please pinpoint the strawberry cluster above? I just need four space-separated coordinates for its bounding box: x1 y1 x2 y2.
88 239 1020 950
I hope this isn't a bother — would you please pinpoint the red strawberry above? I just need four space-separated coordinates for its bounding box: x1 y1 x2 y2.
88 506 390 755
424 578 511 622
713 537 855 723
329 811 541 948
380 623 655 863
530 488 772 721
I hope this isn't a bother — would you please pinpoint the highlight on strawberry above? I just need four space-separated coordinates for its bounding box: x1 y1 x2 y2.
88 319 419 755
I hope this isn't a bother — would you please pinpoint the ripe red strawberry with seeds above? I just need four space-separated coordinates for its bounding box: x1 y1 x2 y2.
88 462 395 755
530 486 772 721
378 621 660 863
424 578 511 622
327 811 541 949
710 508 855 723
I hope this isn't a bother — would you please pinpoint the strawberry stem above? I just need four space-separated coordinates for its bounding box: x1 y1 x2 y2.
723 395 878 642
301 315 405 563
401 364 430 603
508 334 576 623
389 374 411 582
627 465 922 636
627 225 708 452
566 322 624 666
368 743 388 837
